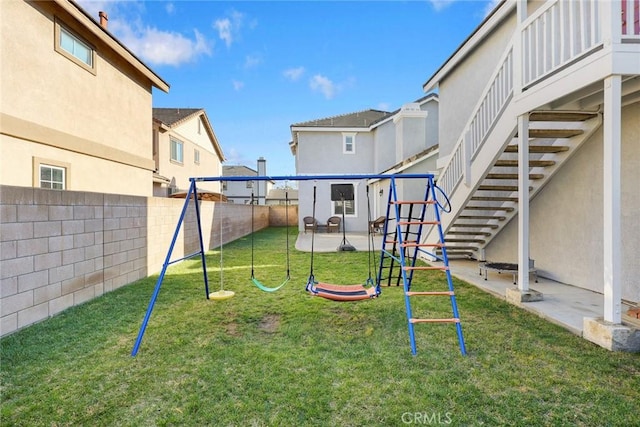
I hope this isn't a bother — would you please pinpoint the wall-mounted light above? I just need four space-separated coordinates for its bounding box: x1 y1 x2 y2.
379 189 384 196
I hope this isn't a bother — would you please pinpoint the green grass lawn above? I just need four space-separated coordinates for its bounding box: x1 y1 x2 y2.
2 227 639 426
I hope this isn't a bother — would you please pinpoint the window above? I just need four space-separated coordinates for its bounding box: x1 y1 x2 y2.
194 149 200 164
332 183 356 216
246 181 253 188
334 200 355 216
54 20 95 74
33 158 70 190
170 138 184 163
197 118 202 134
343 133 356 154
40 165 66 189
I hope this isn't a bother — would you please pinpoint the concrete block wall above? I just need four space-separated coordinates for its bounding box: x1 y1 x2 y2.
0 186 146 336
1 186 272 337
268 205 299 227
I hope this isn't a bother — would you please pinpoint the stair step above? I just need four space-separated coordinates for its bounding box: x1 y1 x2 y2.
447 231 492 236
453 223 499 229
478 185 532 192
495 160 556 167
504 145 570 153
471 196 518 202
486 173 544 180
524 129 584 138
458 215 506 221
464 205 515 212
530 111 598 122
410 318 460 324
406 291 454 296
441 245 479 250
446 238 486 243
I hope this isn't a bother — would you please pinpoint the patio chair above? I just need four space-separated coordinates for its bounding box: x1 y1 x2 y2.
303 216 318 234
369 216 386 234
326 216 341 233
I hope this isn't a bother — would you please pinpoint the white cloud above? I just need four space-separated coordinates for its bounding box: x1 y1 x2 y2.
244 54 262 69
232 80 244 90
309 74 337 100
111 20 212 66
428 0 456 11
283 66 305 81
377 102 391 111
165 3 175 15
214 10 245 48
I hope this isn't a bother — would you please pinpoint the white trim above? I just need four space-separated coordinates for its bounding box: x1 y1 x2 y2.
342 133 356 154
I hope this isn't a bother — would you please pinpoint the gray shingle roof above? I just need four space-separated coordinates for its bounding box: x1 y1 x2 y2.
222 165 257 176
292 109 393 128
153 108 202 126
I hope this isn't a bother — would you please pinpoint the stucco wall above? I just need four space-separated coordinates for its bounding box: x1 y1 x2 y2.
437 13 516 159
1 185 269 337
0 0 156 196
485 102 640 303
158 119 222 195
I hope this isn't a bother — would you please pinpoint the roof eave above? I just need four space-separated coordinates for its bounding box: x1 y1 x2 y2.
422 0 513 93
61 0 170 93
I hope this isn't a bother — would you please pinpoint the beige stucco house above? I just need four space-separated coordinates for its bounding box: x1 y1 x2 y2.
152 108 225 198
0 0 169 197
421 0 639 351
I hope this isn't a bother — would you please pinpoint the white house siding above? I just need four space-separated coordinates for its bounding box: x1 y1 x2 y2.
437 13 516 159
484 101 640 304
373 121 396 172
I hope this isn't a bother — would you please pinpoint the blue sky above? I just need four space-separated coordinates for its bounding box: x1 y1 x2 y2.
77 0 499 178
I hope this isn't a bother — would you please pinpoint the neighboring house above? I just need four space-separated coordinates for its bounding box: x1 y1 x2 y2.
419 0 639 350
152 108 225 198
266 188 299 205
0 0 169 196
222 160 274 204
289 94 440 232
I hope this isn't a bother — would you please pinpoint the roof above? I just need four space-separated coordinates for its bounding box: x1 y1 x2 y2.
153 108 225 161
267 189 299 200
153 108 202 126
291 109 393 128
61 0 169 92
222 165 258 176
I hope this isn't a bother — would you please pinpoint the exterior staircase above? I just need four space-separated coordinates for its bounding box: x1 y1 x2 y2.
428 111 602 260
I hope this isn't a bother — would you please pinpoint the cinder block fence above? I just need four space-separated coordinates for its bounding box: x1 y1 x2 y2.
0 186 295 337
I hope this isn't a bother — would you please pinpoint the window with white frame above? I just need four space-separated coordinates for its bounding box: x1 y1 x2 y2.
332 183 356 216
54 20 95 74
39 164 66 190
170 138 184 163
194 149 200 164
343 133 356 154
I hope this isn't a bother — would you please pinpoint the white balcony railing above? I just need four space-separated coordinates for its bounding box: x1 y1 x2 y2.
438 45 514 198
438 0 636 201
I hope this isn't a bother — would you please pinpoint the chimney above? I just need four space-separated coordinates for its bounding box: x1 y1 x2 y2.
99 11 108 29
257 157 267 206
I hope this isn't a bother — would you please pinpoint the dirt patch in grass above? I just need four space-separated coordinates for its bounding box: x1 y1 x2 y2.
258 314 281 333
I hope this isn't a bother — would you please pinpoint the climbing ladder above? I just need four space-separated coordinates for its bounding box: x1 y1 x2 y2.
377 176 467 356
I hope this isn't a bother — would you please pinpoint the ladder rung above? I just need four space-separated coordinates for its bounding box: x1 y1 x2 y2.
406 291 454 296
385 240 418 245
403 266 449 271
397 221 440 225
400 242 443 248
410 318 460 324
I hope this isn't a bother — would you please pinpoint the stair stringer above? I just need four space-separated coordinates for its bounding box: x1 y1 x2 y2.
421 102 521 256
474 113 603 251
